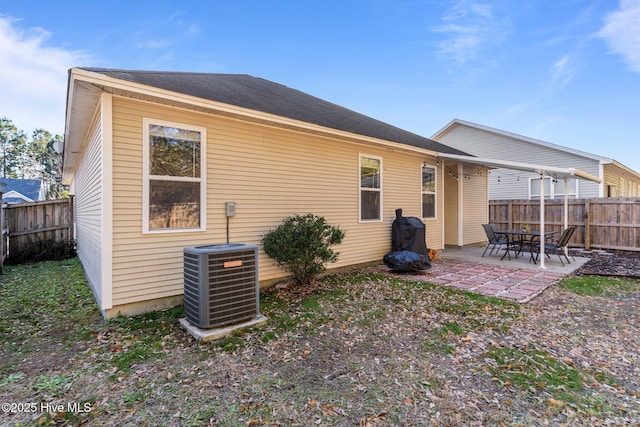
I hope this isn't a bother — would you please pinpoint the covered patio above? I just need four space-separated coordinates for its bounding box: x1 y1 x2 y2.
438 153 603 269
385 152 601 303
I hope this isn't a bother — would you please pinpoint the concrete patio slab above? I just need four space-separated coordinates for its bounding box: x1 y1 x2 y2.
380 246 589 303
440 245 589 274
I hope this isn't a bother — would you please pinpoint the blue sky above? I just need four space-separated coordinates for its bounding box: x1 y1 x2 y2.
1 1 639 171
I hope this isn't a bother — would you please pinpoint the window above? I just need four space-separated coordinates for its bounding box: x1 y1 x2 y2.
359 155 382 221
554 179 578 199
530 177 578 199
530 177 552 199
143 119 206 232
422 165 436 219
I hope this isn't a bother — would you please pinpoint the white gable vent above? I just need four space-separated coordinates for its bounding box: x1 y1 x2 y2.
183 244 260 329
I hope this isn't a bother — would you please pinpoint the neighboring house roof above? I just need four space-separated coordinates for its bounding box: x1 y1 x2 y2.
433 119 640 178
0 178 45 203
72 67 468 156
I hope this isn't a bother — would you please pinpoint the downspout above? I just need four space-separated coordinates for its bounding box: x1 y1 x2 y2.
599 162 605 197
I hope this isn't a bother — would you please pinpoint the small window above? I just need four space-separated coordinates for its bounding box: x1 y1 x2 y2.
143 119 206 233
359 155 382 221
554 179 578 199
530 177 552 199
422 165 436 219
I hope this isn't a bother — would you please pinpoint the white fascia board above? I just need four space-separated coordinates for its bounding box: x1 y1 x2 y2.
3 190 33 202
437 153 602 183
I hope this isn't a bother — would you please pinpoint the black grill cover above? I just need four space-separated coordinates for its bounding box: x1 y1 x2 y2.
391 209 428 257
386 209 431 272
383 250 430 272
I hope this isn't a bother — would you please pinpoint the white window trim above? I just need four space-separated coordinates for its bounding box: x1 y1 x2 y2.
142 118 207 234
359 154 383 223
421 164 437 220
529 177 578 199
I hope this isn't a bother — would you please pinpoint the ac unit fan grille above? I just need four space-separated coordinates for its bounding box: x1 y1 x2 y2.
205 250 257 326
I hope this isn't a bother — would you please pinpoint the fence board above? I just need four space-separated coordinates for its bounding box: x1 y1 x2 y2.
489 197 640 252
3 198 74 262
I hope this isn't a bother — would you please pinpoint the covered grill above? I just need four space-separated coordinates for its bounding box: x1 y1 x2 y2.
384 209 431 272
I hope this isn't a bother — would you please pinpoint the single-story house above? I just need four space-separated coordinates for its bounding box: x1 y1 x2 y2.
432 119 640 200
63 68 495 318
0 178 46 204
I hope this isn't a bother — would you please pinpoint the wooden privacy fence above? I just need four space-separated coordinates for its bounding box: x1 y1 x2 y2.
489 197 640 252
2 198 75 265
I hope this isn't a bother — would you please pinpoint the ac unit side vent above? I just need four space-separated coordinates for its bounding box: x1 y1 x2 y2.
183 244 260 329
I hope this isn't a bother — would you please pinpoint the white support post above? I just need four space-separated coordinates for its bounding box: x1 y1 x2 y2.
539 173 546 269
564 178 569 259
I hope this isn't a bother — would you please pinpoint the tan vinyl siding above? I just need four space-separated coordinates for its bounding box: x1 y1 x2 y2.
603 164 640 197
74 110 105 308
110 97 444 307
443 169 459 246
462 165 488 245
436 124 602 199
441 163 487 246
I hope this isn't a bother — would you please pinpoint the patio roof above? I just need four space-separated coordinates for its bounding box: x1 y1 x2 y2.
436 153 602 183
436 153 602 269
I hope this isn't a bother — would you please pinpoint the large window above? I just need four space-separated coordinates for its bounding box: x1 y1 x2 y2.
530 177 578 199
422 165 436 219
143 119 206 232
359 155 382 221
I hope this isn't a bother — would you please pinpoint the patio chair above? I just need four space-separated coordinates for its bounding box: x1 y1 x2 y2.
482 223 509 257
533 225 577 266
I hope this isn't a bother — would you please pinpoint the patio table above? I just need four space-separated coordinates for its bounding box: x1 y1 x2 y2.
494 229 558 264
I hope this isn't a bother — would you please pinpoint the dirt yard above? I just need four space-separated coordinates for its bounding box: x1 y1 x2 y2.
0 254 638 426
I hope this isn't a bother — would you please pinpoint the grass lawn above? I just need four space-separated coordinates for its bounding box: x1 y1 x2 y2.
0 258 638 426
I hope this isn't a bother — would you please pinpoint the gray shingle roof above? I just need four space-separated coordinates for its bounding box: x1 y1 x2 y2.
0 178 43 201
81 68 468 156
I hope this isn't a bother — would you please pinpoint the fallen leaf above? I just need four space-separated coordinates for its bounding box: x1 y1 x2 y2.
547 398 566 407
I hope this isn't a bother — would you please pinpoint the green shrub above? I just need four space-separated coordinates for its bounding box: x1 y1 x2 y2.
262 214 345 286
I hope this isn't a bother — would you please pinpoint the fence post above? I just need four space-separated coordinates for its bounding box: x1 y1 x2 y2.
0 182 5 274
508 201 513 230
584 199 591 250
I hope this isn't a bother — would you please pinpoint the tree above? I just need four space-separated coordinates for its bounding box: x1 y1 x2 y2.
29 129 65 199
0 117 28 178
0 117 67 199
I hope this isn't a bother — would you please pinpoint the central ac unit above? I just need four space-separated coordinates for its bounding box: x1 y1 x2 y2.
183 243 260 329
